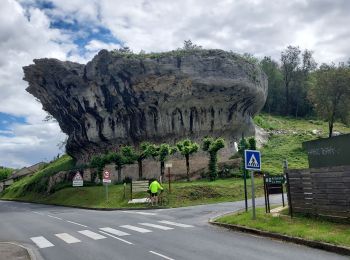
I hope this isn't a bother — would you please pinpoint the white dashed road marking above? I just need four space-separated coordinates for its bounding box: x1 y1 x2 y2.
99 227 130 236
66 220 88 228
78 230 106 240
30 236 54 249
55 233 81 244
139 223 174 230
149 250 175 260
120 225 152 233
47 214 62 220
99 231 134 245
158 220 194 228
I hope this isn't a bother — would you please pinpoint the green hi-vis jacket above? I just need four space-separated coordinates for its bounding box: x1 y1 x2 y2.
149 181 163 194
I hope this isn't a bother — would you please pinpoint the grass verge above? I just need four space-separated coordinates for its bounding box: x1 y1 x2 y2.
216 208 350 248
1 178 264 209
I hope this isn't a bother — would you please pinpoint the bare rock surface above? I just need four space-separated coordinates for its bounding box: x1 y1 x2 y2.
23 49 267 163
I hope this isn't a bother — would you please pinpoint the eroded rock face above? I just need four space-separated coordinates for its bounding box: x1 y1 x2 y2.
23 49 267 163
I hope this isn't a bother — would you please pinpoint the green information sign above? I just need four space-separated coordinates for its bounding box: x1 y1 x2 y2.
265 176 285 184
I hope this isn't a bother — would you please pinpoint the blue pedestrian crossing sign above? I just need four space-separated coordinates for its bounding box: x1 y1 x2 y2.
245 150 261 171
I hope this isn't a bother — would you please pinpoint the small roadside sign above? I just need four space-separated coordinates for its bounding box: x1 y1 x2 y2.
165 163 172 168
72 172 83 187
103 171 111 184
265 176 285 185
245 150 261 171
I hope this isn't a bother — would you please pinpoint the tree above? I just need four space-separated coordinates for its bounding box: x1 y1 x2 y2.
182 39 202 50
176 139 200 181
281 46 301 115
90 155 108 181
134 142 156 180
202 137 225 181
153 143 177 178
260 56 284 114
308 64 350 137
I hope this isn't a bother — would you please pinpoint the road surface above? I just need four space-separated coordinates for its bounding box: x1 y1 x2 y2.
0 196 347 260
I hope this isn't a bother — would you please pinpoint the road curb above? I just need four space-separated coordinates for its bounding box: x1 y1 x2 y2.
0 198 164 211
209 220 350 256
0 242 37 260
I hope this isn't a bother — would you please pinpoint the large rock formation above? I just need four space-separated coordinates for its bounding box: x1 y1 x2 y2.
23 49 267 163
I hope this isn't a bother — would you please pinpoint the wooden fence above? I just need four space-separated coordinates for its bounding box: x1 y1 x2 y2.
286 166 350 220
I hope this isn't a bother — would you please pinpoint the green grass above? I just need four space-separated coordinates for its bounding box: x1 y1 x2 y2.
1 155 75 198
0 168 14 181
254 114 350 174
1 178 264 209
216 208 350 248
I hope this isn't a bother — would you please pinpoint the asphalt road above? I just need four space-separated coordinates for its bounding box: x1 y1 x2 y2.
0 196 347 260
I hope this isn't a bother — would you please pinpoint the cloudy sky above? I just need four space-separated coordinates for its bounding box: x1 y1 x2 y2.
0 0 349 168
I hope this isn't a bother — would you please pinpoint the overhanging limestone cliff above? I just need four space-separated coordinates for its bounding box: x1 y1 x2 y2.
23 49 268 163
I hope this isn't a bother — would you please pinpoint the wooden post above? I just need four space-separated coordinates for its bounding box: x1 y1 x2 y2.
263 174 268 213
285 170 293 218
130 181 133 201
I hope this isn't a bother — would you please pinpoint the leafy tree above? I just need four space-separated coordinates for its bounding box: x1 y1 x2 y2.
176 139 200 181
153 143 177 178
281 46 301 115
182 39 202 50
248 137 257 150
134 142 156 180
308 64 350 137
202 137 225 181
0 167 13 181
260 56 284 114
90 155 108 181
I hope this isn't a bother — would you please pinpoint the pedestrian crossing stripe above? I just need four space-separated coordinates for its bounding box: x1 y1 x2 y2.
244 150 261 171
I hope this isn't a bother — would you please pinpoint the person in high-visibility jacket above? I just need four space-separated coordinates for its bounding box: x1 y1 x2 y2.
149 179 163 206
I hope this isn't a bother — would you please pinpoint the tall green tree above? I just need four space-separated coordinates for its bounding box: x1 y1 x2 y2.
308 64 350 137
153 143 177 178
202 137 225 181
90 154 109 181
176 139 200 181
133 142 157 180
260 56 284 114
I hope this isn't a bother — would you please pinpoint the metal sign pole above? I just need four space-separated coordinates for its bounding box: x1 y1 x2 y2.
106 184 109 202
250 171 256 220
168 167 171 193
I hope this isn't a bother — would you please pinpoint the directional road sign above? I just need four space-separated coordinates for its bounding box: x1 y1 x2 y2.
245 150 261 171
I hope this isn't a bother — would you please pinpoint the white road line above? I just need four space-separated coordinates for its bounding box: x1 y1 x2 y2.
99 231 133 245
139 223 174 230
30 236 54 249
120 225 152 233
55 233 81 244
78 230 106 240
47 215 62 220
66 220 88 228
32 211 44 215
158 220 194 228
121 211 157 216
149 251 175 260
99 227 130 236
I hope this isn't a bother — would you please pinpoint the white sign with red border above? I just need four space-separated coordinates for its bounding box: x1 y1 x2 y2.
73 172 83 187
103 170 111 184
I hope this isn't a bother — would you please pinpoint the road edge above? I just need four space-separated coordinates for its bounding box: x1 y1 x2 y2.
0 241 39 260
209 219 350 256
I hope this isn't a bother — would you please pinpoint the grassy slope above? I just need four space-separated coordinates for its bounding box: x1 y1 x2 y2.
1 178 264 208
216 208 350 247
254 114 350 174
0 168 14 181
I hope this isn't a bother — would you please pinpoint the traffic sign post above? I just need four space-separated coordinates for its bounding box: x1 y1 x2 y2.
245 150 261 220
165 163 172 193
72 172 83 187
103 171 111 202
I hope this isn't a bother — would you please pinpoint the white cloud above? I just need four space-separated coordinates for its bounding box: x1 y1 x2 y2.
0 122 66 168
